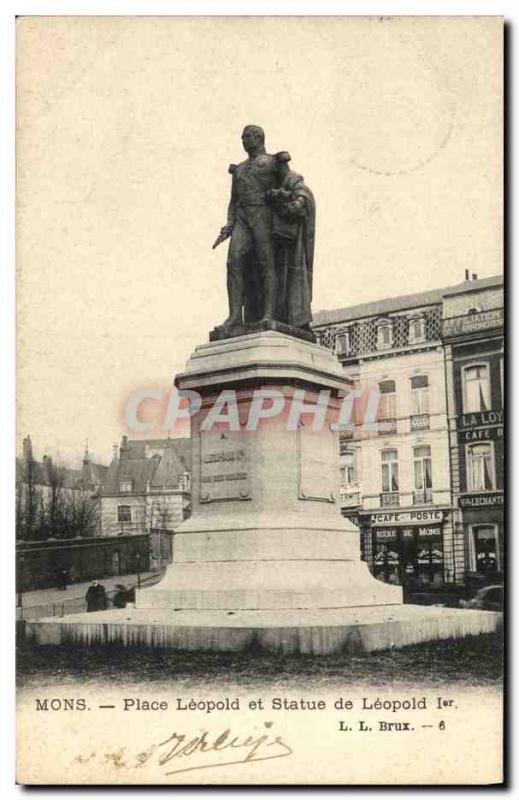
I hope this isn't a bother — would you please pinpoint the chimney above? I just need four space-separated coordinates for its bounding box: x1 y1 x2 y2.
472 273 478 281
112 443 118 462
465 269 470 281
119 435 129 462
82 439 90 465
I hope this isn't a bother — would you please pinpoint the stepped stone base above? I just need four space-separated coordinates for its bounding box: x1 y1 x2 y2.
25 605 501 656
26 333 501 658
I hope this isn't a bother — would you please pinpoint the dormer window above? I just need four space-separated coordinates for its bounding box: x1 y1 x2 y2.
376 318 393 350
408 314 426 344
119 477 132 493
335 330 351 356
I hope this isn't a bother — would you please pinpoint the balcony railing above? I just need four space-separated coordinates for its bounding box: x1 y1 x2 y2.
340 482 361 508
413 489 433 505
339 435 354 453
377 418 397 435
380 492 399 507
410 413 430 431
443 307 503 338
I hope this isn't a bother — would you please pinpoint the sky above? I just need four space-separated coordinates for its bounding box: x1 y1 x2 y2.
16 16 503 466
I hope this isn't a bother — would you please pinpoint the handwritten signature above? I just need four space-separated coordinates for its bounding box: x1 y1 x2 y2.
74 722 293 777
157 722 293 775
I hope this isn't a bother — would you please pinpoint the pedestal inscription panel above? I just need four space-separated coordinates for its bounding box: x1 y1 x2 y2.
199 430 251 503
297 424 336 503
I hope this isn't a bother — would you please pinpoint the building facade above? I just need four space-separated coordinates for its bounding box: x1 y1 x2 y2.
442 275 504 587
100 436 192 537
314 288 454 590
313 274 504 590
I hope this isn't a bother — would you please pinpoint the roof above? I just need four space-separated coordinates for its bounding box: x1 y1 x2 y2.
102 457 158 495
442 274 503 297
150 441 189 489
102 437 191 495
16 457 94 491
126 437 191 468
312 274 504 327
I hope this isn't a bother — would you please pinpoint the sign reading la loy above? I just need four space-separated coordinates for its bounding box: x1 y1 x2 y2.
458 410 504 442
460 409 503 427
369 509 444 526
459 492 504 508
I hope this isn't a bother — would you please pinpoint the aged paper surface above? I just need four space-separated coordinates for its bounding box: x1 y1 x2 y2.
16 16 503 785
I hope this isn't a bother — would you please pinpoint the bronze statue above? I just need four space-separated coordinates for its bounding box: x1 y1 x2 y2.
212 125 315 342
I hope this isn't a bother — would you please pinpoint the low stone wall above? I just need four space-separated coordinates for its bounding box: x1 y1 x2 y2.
25 605 502 655
16 534 151 591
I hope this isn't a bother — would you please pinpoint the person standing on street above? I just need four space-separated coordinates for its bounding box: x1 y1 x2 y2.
85 580 107 612
57 568 69 591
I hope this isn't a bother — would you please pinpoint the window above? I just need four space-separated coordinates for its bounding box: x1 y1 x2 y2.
470 525 500 572
409 315 426 343
463 364 490 413
413 445 433 490
411 375 429 415
376 319 393 350
378 380 396 419
119 476 132 493
467 443 495 491
117 505 131 523
335 331 350 356
340 449 356 484
381 450 399 493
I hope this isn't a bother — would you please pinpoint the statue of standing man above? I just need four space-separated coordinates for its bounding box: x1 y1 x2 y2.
212 125 315 341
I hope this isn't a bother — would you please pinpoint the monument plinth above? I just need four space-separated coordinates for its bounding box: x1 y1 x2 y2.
137 330 401 612
27 332 500 654
26 125 501 654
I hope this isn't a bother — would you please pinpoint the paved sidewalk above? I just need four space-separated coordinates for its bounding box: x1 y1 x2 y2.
20 570 161 609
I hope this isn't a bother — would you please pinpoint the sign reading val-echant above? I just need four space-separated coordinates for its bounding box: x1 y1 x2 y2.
199 431 251 503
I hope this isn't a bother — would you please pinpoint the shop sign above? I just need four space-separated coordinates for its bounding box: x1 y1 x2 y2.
459 492 504 508
458 410 504 442
459 410 503 428
376 526 440 539
459 426 503 442
369 509 443 526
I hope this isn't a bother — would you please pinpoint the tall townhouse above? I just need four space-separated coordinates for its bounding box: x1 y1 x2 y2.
313 287 455 589
442 274 504 587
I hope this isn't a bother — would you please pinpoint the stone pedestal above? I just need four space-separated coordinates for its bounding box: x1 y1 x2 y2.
27 331 501 654
137 331 401 612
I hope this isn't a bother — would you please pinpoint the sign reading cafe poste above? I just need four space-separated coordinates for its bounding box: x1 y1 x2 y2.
369 509 444 526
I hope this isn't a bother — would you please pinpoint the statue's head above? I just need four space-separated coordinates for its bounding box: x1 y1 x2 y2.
241 125 265 153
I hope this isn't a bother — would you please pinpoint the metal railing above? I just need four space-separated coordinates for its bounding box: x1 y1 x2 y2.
412 489 433 505
339 483 361 508
16 571 163 622
410 413 430 431
377 419 397 435
17 596 89 621
380 492 399 507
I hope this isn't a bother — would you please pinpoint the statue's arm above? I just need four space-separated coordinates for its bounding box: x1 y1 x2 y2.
212 165 237 248
226 164 238 229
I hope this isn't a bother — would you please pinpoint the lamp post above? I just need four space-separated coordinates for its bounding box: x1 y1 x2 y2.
17 552 24 609
136 552 141 589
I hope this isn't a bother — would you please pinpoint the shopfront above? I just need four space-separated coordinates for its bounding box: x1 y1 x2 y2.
458 493 504 580
364 509 446 587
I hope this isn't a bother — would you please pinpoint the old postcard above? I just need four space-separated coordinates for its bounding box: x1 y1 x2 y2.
15 15 503 785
